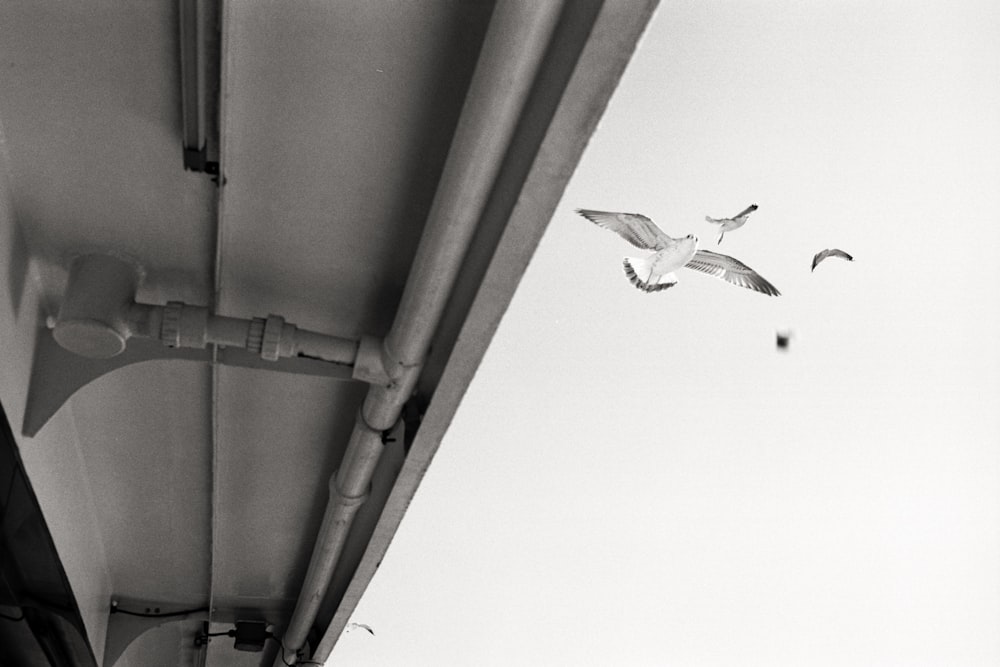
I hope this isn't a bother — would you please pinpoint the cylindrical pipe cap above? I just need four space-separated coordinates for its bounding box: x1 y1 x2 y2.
53 254 140 359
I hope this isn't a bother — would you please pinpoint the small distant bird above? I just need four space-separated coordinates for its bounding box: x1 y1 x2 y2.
576 209 780 296
776 330 792 351
811 248 854 272
347 623 374 635
705 203 758 244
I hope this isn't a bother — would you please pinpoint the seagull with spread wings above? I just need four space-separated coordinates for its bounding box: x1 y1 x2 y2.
705 203 758 244
811 248 853 272
577 209 780 296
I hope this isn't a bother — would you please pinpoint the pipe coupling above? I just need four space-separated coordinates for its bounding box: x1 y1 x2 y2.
329 473 370 509
261 315 296 361
246 318 265 353
351 335 391 386
161 302 209 348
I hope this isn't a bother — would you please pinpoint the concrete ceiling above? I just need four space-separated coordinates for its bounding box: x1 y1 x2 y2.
0 2 657 665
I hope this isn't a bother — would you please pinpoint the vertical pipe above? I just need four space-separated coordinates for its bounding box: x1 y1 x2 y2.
275 2 565 664
380 1 566 375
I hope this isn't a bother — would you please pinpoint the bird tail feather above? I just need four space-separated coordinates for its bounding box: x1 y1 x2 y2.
623 257 677 293
705 216 721 225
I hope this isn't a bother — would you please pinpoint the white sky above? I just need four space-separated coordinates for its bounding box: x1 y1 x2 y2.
330 2 1000 665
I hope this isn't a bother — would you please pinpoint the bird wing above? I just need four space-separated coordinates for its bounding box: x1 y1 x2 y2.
347 623 375 635
576 209 670 250
683 250 781 296
732 203 758 220
705 204 756 225
811 248 853 271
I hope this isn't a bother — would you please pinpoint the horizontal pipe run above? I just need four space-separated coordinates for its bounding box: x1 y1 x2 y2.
205 314 252 348
53 255 362 366
127 303 163 339
125 302 360 366
294 329 359 366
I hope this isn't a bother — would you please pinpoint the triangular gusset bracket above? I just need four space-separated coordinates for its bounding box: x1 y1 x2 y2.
22 330 354 437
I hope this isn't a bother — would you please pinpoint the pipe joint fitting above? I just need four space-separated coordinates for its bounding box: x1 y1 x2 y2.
261 315 296 361
355 405 386 440
52 254 140 359
246 318 265 353
161 302 210 349
361 362 422 431
329 474 370 509
246 315 298 361
351 335 391 386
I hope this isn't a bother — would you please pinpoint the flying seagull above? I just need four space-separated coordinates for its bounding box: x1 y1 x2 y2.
346 623 374 636
576 209 780 296
705 203 758 244
776 329 792 351
811 248 854 272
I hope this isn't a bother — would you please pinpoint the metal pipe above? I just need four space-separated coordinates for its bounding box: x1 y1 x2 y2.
294 329 359 366
123 302 359 366
127 303 163 340
51 256 358 367
205 314 252 348
275 2 565 664
382 3 564 373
